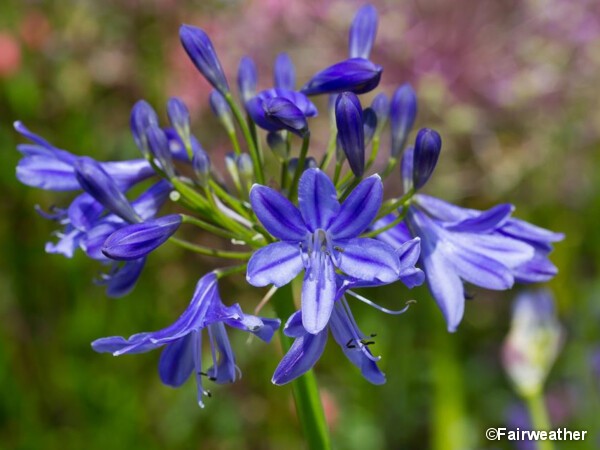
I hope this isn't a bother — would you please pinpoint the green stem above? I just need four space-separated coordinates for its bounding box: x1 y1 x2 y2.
289 132 311 200
169 237 252 260
225 93 265 184
376 188 415 220
319 125 338 171
180 214 237 240
381 156 398 179
271 284 331 450
524 392 554 450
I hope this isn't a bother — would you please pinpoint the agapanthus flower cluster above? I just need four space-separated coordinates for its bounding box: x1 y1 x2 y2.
14 4 562 406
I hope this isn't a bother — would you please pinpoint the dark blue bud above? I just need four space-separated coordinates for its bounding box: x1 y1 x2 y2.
237 56 258 103
412 128 441 190
335 92 365 177
130 100 159 157
192 148 211 186
305 157 318 169
274 52 295 90
400 145 414 193
166 97 191 143
209 90 234 133
349 4 378 59
362 107 378 147
146 126 175 178
267 131 288 159
102 214 182 261
301 58 382 96
179 24 229 93
247 96 308 136
390 83 417 157
74 157 140 223
371 93 389 133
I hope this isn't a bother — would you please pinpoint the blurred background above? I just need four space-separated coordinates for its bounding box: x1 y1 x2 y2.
1 0 599 449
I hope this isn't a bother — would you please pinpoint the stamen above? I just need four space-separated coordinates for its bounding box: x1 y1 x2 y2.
346 290 416 315
207 325 219 381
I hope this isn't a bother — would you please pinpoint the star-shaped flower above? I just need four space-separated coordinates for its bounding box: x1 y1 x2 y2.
246 168 400 334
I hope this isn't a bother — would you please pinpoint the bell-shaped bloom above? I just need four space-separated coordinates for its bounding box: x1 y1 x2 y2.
273 299 385 385
102 214 182 260
247 96 308 136
376 191 563 332
335 92 365 176
412 128 442 190
15 121 154 192
371 93 389 134
179 25 229 94
74 157 141 224
274 52 296 90
92 272 281 407
348 4 378 59
247 168 400 334
130 100 160 157
502 290 564 396
301 58 382 96
237 56 258 103
390 83 417 157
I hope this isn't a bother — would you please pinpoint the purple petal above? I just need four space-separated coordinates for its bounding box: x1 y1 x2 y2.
283 311 307 338
250 88 317 117
102 214 182 261
237 56 258 103
131 180 172 221
301 256 337 334
159 334 195 387
448 244 514 290
329 301 385 385
390 83 417 156
328 175 382 239
298 168 340 232
414 194 471 222
373 215 412 247
14 121 77 164
412 128 441 190
336 238 399 283
449 233 534 269
271 330 328 385
445 204 514 233
130 100 159 157
206 323 238 384
16 156 79 191
397 237 425 288
81 219 123 260
91 332 156 354
512 251 559 283
101 258 147 298
45 226 83 258
68 193 103 231
246 242 304 287
249 185 306 240
348 4 378 59
274 52 295 90
501 218 565 246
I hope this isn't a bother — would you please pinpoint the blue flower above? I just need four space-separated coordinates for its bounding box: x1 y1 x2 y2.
273 52 296 90
335 92 365 177
377 194 563 332
237 56 258 103
390 83 417 157
246 168 400 334
348 4 378 59
92 272 281 407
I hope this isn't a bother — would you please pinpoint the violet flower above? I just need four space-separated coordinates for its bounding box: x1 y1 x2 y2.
92 272 280 407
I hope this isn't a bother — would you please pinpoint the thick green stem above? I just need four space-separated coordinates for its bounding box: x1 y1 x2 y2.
524 393 555 450
169 237 252 260
271 284 331 450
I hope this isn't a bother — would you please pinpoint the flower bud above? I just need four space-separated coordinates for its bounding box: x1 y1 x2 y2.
146 125 176 179
209 90 235 134
412 128 441 190
349 4 378 59
390 83 417 156
192 148 211 187
225 152 240 187
301 58 382 96
362 107 378 147
237 153 254 181
400 146 414 193
179 24 229 93
335 92 365 177
502 290 564 396
274 52 295 90
74 157 140 224
247 94 308 137
237 56 257 103
130 100 159 158
371 93 389 133
102 214 182 261
166 97 191 146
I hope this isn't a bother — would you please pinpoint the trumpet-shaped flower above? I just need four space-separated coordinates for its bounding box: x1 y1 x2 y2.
247 168 400 334
92 272 280 407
